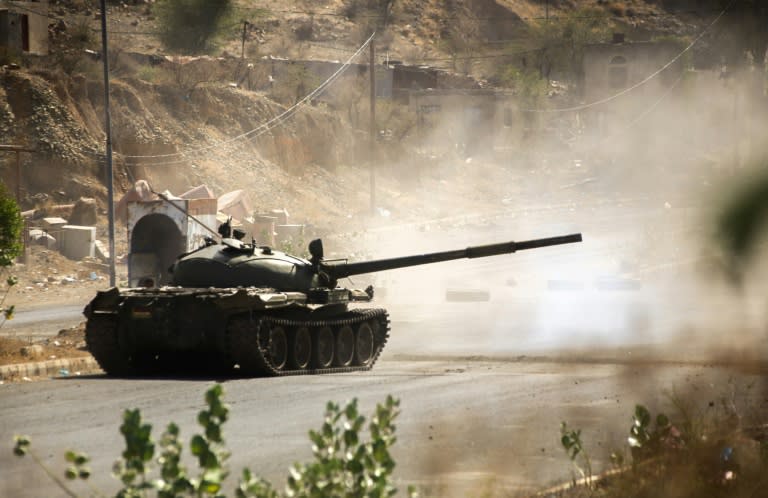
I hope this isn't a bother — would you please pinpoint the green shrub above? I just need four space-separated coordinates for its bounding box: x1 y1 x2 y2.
0 182 21 323
13 385 416 498
137 65 160 83
561 401 768 497
154 0 235 55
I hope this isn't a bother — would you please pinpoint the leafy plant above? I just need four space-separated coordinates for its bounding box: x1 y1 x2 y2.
627 404 683 462
559 394 768 497
0 182 21 326
496 66 548 108
560 421 593 487
13 385 415 498
154 0 235 55
528 7 614 84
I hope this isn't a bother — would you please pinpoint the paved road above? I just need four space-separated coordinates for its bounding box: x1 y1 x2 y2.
1 304 85 338
2 198 766 497
2 357 764 498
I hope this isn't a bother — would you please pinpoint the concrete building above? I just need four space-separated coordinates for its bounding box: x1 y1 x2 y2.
409 88 520 158
582 34 684 105
0 1 49 58
265 58 475 102
127 198 218 287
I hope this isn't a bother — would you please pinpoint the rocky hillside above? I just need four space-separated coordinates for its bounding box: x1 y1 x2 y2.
0 0 733 237
1 63 525 260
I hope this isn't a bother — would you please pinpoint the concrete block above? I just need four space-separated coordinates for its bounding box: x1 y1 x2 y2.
275 224 304 245
41 217 68 230
251 216 277 246
269 208 289 225
29 229 57 249
60 225 96 260
94 239 110 261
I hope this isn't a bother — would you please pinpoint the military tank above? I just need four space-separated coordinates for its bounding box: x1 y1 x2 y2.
84 226 582 377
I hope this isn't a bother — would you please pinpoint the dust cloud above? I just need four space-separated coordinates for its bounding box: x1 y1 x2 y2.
342 66 768 365
336 65 768 498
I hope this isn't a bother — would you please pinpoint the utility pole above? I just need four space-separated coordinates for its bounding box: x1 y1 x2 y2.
100 0 116 287
369 36 376 215
241 20 248 60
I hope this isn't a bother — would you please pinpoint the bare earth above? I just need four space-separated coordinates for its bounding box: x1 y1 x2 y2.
0 247 108 370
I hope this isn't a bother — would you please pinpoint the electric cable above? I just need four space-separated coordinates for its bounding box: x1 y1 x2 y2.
521 0 734 113
121 31 375 166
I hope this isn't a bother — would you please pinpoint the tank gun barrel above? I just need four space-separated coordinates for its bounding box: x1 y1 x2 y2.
322 232 582 280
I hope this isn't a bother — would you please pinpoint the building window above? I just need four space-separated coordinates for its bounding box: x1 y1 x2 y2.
608 55 628 89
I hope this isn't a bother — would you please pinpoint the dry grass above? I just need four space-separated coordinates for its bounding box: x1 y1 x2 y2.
0 323 89 367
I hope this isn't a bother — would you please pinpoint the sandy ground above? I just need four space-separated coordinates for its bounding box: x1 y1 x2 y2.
0 246 113 367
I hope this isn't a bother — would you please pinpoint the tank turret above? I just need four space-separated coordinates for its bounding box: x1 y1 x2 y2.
170 233 583 294
84 229 582 378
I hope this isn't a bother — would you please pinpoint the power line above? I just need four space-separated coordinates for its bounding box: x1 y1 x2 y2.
121 32 376 166
244 6 726 22
521 0 735 114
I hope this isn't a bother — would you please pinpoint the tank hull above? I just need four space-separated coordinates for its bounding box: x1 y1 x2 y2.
84 287 390 377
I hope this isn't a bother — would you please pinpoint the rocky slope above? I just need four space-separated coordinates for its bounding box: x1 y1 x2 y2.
0 0 716 239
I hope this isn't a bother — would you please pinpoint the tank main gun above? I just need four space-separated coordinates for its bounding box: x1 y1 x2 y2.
315 233 583 283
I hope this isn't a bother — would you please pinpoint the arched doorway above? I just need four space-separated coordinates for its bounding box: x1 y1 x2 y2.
129 213 185 286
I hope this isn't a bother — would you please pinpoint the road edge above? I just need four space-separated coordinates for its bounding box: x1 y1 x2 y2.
0 355 101 381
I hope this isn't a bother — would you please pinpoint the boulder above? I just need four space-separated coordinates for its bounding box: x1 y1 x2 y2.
69 197 98 226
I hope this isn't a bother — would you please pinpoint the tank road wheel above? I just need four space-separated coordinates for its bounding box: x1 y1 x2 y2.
85 315 133 376
354 322 375 366
313 326 334 368
266 325 288 371
289 327 312 370
334 325 355 367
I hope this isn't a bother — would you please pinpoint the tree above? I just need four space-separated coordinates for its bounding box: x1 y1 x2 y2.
0 182 22 323
528 7 613 84
154 0 235 55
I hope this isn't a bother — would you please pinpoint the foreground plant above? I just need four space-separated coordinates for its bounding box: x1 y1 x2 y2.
560 421 593 487
560 401 768 497
13 385 415 498
0 181 22 327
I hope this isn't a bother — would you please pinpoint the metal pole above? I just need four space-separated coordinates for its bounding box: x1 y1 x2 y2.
14 151 20 207
241 20 248 59
369 37 376 215
100 0 116 287
14 150 24 264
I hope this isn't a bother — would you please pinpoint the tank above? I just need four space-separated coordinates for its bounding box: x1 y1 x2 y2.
84 227 582 377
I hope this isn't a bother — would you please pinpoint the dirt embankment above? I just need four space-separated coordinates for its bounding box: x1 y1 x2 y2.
1 65 356 217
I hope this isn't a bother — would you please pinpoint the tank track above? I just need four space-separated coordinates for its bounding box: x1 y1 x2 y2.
227 308 390 377
85 314 134 376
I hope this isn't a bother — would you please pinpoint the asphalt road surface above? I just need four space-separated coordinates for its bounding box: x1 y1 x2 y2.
2 198 767 497
3 357 765 498
1 304 85 339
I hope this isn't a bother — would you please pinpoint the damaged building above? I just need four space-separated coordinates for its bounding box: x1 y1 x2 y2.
0 0 49 60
